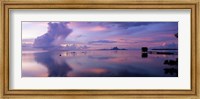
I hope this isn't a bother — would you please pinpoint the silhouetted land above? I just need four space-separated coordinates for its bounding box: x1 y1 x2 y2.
151 48 178 50
141 47 177 55
164 58 178 66
148 51 176 55
141 47 148 53
101 47 127 50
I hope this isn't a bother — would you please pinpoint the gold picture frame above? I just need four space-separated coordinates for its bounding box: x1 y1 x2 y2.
0 0 199 98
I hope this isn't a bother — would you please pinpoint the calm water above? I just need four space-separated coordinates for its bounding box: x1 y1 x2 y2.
22 50 178 77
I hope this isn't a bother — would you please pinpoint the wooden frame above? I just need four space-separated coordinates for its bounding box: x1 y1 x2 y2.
0 0 199 98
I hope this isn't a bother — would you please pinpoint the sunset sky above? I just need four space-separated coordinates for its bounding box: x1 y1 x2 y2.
22 22 178 50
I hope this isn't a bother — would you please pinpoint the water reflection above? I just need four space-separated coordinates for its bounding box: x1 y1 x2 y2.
34 52 72 77
141 53 148 58
22 50 178 77
164 68 178 76
163 58 178 76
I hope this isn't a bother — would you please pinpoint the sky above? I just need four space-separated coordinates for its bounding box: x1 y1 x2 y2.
22 22 178 50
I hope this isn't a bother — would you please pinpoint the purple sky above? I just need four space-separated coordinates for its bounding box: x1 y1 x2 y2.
22 22 178 50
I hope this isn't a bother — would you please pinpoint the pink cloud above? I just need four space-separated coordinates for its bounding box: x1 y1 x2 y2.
68 22 108 32
23 22 48 27
67 22 77 28
87 26 108 32
82 68 108 74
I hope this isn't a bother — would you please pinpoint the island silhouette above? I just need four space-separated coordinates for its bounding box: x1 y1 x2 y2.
100 47 127 50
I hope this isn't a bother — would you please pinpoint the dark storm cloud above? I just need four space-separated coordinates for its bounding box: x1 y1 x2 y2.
74 22 178 37
73 22 161 29
121 22 178 37
109 22 158 28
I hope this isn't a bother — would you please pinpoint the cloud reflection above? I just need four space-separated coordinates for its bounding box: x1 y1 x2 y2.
34 52 72 77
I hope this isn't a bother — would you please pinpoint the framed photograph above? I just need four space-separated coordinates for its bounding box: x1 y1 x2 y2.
1 0 199 98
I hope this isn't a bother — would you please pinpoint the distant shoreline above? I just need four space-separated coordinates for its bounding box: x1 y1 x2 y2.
151 49 178 50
